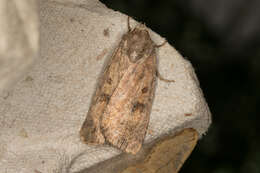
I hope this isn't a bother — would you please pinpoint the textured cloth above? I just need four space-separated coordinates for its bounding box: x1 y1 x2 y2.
0 0 211 172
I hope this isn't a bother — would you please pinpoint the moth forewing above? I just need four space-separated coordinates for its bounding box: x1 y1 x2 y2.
80 17 173 154
101 52 157 154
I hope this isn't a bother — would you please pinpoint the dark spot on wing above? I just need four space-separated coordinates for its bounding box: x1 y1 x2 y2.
132 102 145 113
99 93 110 103
142 87 148 93
107 77 112 85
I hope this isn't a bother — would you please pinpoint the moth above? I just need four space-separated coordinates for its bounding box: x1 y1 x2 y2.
80 17 174 154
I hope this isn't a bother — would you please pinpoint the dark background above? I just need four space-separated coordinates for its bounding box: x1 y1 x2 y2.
100 0 260 172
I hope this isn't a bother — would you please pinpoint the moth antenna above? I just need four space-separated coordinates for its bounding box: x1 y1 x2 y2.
155 40 167 48
127 16 132 32
156 70 175 83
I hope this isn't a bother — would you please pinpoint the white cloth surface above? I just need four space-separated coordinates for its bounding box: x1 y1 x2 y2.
0 0 211 172
0 0 39 92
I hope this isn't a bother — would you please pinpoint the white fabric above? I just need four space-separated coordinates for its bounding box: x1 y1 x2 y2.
0 0 211 172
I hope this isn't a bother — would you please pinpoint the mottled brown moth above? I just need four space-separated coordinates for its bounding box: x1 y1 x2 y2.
80 17 174 154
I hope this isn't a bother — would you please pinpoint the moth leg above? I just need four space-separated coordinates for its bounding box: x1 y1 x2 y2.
156 70 175 83
127 16 132 32
155 40 167 48
155 40 175 82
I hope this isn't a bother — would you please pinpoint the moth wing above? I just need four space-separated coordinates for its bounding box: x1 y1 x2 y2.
101 54 157 154
80 42 131 144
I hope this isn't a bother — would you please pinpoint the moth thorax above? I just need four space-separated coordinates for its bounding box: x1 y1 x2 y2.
127 43 154 62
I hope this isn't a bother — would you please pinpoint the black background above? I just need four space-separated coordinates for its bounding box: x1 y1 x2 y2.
100 0 260 172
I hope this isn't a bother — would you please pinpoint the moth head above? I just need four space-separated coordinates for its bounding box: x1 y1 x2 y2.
122 27 155 63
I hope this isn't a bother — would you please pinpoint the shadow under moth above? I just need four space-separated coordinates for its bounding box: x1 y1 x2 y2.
80 17 174 154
